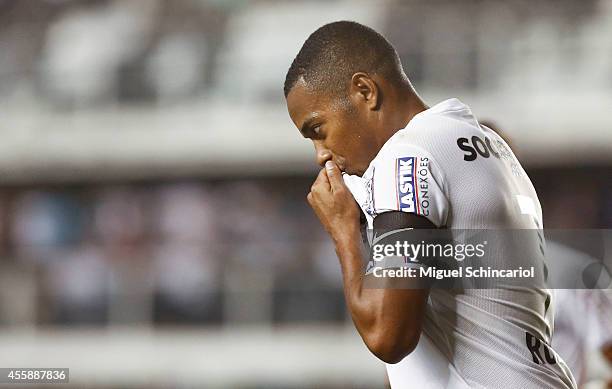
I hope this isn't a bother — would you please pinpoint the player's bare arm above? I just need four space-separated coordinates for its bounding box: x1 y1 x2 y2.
308 160 429 364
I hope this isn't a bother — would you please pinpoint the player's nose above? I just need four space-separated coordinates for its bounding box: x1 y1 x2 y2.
313 141 332 167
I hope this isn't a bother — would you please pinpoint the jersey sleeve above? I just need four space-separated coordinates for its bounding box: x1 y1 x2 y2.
370 144 449 227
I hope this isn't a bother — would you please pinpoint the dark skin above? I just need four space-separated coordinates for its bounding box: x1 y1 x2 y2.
603 342 612 389
286 72 432 363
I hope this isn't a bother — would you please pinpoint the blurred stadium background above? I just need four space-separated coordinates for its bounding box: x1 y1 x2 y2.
0 0 610 388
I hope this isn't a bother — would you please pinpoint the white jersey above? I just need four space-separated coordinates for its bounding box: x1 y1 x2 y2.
343 98 577 389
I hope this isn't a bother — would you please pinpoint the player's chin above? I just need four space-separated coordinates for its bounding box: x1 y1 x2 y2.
338 159 363 176
343 167 364 176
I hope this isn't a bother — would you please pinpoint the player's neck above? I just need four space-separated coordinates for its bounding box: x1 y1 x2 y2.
396 85 428 128
378 85 428 147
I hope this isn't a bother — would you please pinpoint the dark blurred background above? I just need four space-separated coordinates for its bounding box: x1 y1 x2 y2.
0 0 610 388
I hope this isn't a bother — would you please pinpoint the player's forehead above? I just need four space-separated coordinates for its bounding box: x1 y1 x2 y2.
286 78 330 129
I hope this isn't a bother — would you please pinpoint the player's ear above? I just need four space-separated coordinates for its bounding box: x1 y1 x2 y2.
350 72 380 111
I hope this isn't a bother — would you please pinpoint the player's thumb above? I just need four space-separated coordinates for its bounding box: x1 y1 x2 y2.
325 160 343 191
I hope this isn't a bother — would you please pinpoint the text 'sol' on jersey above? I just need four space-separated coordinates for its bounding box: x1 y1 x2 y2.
342 99 577 389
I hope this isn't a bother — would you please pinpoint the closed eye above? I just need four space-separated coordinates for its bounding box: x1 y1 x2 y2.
303 124 323 140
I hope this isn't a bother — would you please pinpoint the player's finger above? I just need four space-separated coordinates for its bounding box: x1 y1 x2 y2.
306 191 314 205
313 167 331 192
324 160 344 192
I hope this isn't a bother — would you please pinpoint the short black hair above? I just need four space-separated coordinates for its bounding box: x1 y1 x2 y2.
284 21 406 98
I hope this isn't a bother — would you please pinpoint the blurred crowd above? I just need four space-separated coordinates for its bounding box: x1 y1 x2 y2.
0 168 609 328
0 178 347 327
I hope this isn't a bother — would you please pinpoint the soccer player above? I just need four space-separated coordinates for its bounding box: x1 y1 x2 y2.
284 21 577 388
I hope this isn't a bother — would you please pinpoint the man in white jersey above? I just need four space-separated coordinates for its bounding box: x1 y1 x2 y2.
284 21 576 388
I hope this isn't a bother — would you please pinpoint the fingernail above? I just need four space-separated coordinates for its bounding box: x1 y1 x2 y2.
325 160 334 170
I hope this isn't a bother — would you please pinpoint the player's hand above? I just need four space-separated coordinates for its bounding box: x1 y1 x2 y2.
307 160 360 243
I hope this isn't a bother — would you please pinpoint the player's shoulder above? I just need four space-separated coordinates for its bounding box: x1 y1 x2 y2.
370 99 475 168
407 98 480 139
